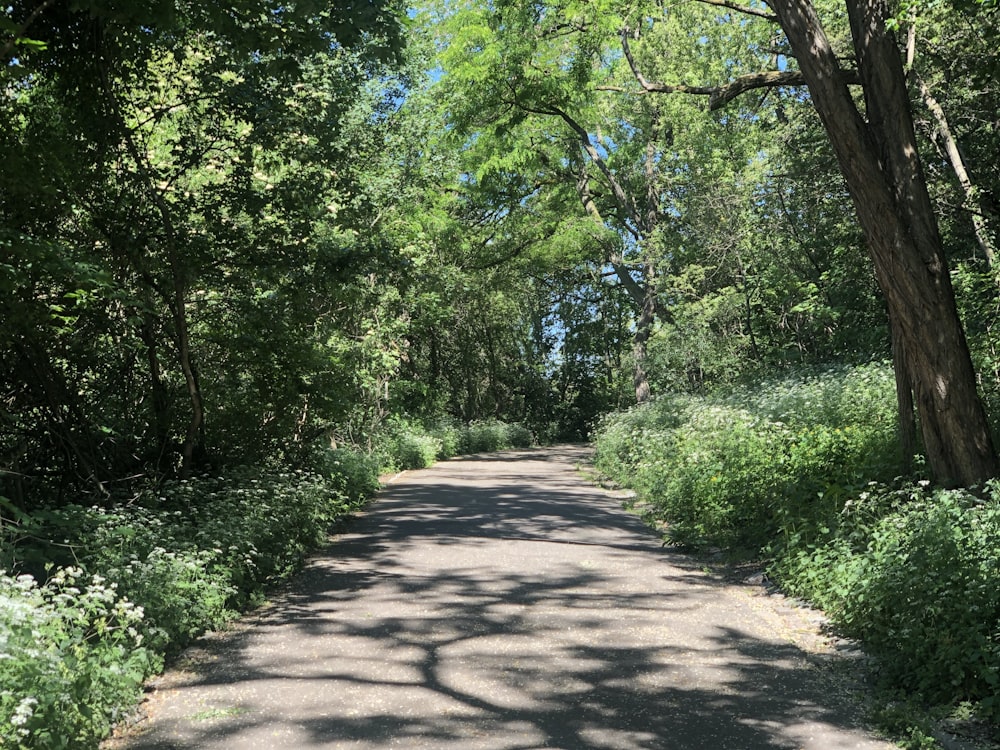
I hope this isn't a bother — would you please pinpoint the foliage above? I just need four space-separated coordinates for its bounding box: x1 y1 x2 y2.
458 420 535 454
383 421 444 471
427 420 462 460
3 0 1000 735
0 568 150 750
0 464 375 747
953 262 1000 426
774 483 1000 718
0 0 411 503
4 471 361 649
593 363 900 549
373 418 536 471
313 446 383 505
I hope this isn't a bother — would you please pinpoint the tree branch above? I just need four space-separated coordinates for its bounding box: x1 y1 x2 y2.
706 69 860 108
915 70 997 267
619 28 715 97
599 67 862 110
575 165 647 309
614 27 861 109
1 0 55 63
694 0 779 22
543 103 646 235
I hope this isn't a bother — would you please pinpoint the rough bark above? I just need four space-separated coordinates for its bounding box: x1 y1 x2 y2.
767 0 998 486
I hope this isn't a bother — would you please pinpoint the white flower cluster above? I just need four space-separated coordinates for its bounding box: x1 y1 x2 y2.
1 567 148 744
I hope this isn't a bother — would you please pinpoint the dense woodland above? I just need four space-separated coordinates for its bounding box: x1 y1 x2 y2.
2 0 1000 746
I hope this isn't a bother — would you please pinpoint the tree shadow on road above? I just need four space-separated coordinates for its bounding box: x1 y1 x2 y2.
120 450 883 750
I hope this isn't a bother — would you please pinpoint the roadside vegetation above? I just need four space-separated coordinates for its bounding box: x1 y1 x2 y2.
0 419 532 749
3 0 1000 747
593 363 1000 743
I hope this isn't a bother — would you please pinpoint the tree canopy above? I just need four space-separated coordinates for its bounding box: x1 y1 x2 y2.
2 0 999 505
5 2 1000 739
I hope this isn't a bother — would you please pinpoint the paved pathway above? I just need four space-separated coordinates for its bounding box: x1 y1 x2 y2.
114 446 893 749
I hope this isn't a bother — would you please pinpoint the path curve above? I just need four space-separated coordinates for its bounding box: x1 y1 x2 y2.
112 446 892 750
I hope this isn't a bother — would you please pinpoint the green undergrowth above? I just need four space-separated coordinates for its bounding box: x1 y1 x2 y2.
0 469 366 749
0 418 533 748
594 363 900 550
593 361 1000 729
374 417 535 471
776 482 1000 722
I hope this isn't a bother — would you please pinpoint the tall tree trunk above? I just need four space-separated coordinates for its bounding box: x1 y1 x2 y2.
632 290 656 403
172 269 204 478
769 0 998 486
554 100 665 405
890 313 917 471
914 74 997 268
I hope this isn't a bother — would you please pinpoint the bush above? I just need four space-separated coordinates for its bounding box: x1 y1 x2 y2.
392 431 442 470
372 418 446 471
1 465 374 747
592 363 899 549
458 419 534 453
0 568 151 750
368 418 534 470
775 483 1000 717
503 422 535 448
13 472 356 654
428 420 461 459
314 445 381 503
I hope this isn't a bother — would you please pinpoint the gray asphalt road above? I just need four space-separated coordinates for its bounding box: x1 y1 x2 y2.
112 446 893 750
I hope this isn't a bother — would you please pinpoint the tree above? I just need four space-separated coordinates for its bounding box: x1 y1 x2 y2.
609 0 997 486
900 2 1000 271
0 1 408 501
381 74 629 434
426 0 699 404
768 0 997 485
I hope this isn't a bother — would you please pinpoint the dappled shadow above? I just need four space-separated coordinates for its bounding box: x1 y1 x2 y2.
122 448 885 750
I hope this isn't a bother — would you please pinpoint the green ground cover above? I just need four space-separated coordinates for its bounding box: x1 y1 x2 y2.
593 362 1000 734
0 420 533 749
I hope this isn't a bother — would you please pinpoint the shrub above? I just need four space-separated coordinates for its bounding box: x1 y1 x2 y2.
775 482 1000 717
392 431 442 470
372 418 446 471
0 467 368 744
592 363 899 549
12 472 351 654
0 568 151 750
102 546 234 655
503 422 535 449
427 420 461 459
314 446 381 504
458 419 534 453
